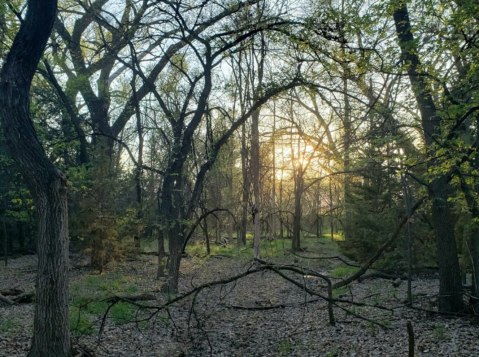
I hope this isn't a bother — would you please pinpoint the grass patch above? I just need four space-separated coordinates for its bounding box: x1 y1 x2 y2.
110 302 137 324
70 272 144 327
278 340 292 356
380 318 392 326
0 318 20 336
71 273 142 301
433 323 447 341
330 265 359 278
332 286 348 299
185 238 293 261
69 307 94 336
85 301 109 315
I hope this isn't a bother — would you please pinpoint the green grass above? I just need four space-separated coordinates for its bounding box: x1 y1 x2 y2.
70 272 144 327
144 233 339 262
110 302 137 324
433 323 447 341
330 265 359 278
185 238 294 261
380 318 392 326
278 340 292 356
85 301 109 315
69 307 95 336
0 318 20 336
332 286 348 299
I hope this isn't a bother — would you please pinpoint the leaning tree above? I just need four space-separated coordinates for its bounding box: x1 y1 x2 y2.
0 0 72 356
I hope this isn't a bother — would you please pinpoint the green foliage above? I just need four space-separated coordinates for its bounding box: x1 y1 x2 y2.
341 136 433 273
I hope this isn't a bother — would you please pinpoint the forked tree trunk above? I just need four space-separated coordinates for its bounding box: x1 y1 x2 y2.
0 0 72 356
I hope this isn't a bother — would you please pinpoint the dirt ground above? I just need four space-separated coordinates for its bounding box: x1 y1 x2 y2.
1 238 479 357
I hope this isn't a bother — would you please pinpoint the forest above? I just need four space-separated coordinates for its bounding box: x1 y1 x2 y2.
0 0 478 356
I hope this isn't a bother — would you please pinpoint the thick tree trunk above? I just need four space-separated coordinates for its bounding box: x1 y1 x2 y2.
0 1 72 356
161 168 186 293
28 180 70 357
393 3 464 312
167 240 182 294
429 177 463 312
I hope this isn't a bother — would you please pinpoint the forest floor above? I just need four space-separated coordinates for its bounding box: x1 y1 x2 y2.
1 236 479 357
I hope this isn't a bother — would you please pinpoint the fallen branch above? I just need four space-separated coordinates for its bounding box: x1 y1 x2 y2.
0 290 34 304
96 260 392 335
0 293 14 305
0 288 24 296
104 294 157 304
11 292 34 303
290 252 360 267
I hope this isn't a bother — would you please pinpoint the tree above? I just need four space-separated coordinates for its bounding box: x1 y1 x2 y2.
393 1 464 313
0 0 72 356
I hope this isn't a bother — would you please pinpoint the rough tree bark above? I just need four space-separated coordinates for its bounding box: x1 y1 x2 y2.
0 0 72 356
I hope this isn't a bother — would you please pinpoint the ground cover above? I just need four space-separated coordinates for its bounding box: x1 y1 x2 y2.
1 236 478 356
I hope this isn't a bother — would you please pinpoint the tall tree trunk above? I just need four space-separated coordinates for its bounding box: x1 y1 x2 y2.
329 175 334 241
228 166 234 242
340 25 351 242
0 0 72 356
132 69 144 251
393 3 463 312
240 122 249 247
251 31 265 260
279 155 284 240
156 185 166 278
251 106 261 259
292 166 303 251
271 104 276 240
